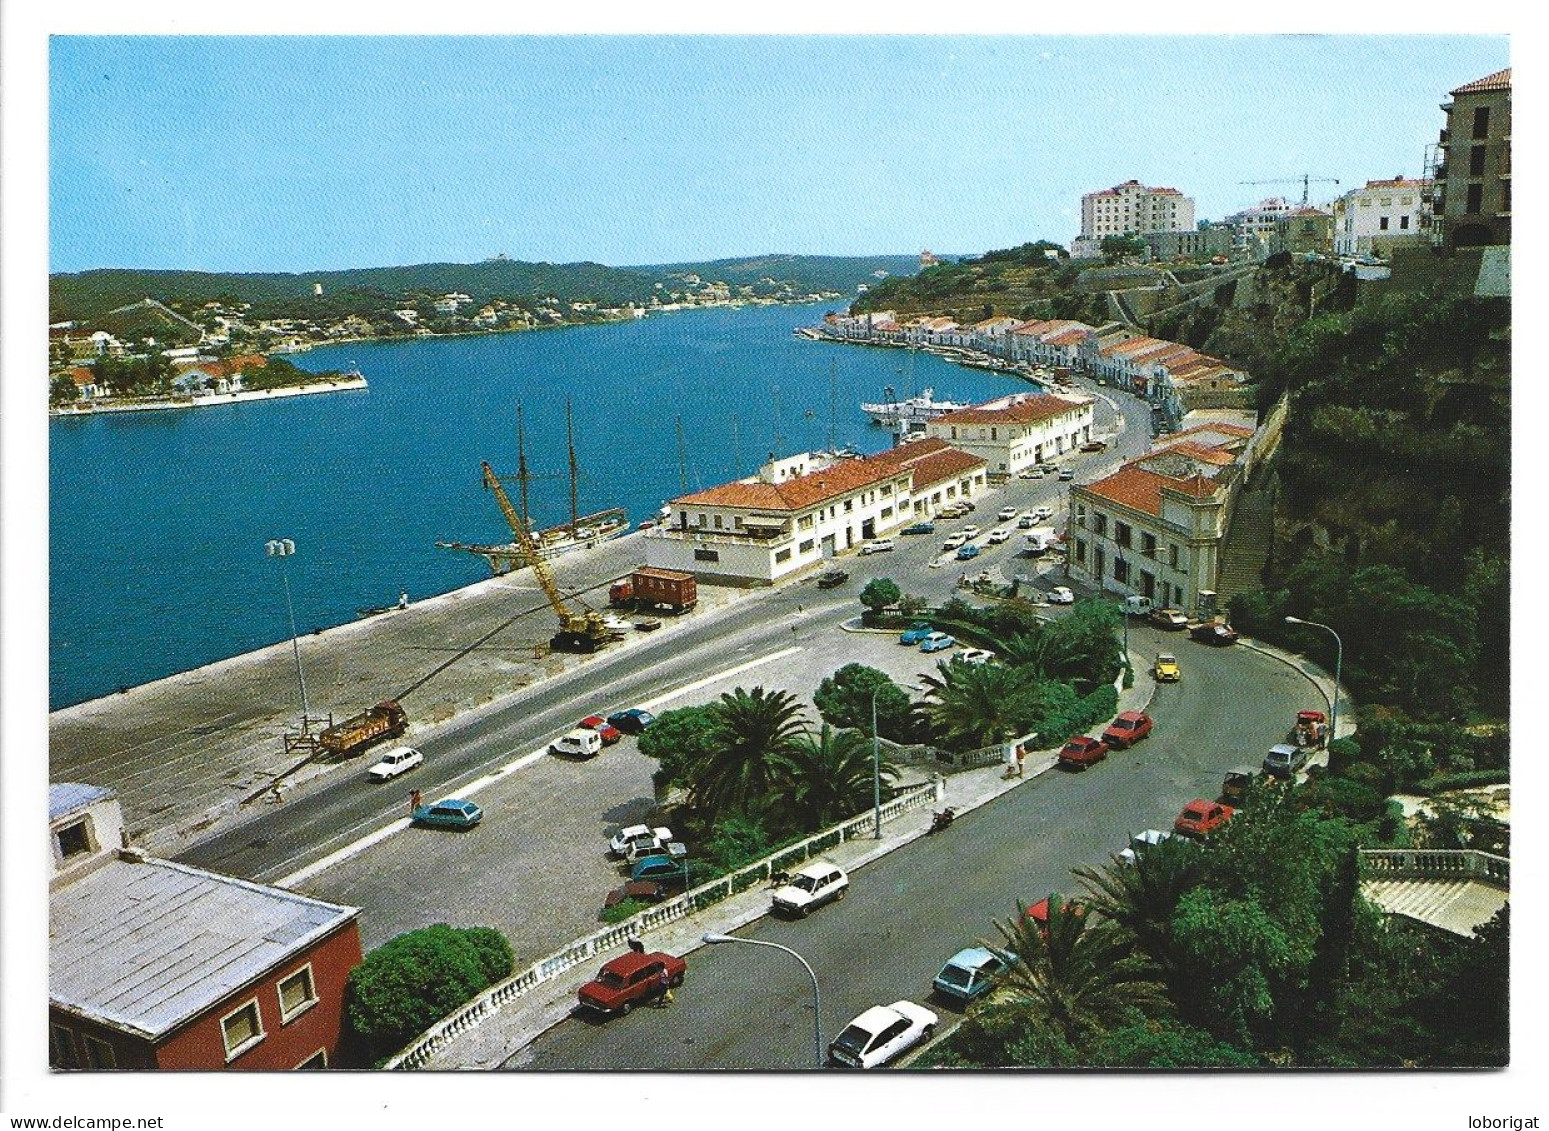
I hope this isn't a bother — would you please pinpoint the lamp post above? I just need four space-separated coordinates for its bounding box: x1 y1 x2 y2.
265 538 311 732
871 689 882 838
1285 616 1342 742
702 934 823 1068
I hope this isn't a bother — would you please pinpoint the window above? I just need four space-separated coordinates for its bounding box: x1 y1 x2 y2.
1470 145 1487 176
1472 105 1490 139
1467 183 1483 214
799 539 815 554
798 515 813 530
1379 216 1389 231
1400 216 1410 230
696 512 706 528
220 999 265 1061
712 515 723 529
83 1035 116 1069
1075 538 1087 565
733 516 744 529
880 506 893 519
49 1024 78 1069
1141 533 1157 558
278 965 318 1023
56 819 93 861
1115 522 1132 549
693 549 719 563
1092 514 1107 537
774 548 792 563
843 500 853 513
1113 557 1130 583
1075 504 1086 527
296 1050 328 1069
1169 544 1179 569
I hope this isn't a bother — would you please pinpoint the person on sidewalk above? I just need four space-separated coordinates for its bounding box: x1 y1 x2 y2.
655 966 674 1007
409 789 422 815
1015 743 1027 777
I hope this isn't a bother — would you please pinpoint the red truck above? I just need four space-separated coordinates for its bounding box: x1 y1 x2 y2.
318 700 408 759
577 950 686 1016
609 568 697 614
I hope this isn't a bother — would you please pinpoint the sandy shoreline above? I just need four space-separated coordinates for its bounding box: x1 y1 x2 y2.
49 376 369 417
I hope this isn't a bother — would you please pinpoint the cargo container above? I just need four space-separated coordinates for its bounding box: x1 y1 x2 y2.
609 568 697 614
318 700 408 759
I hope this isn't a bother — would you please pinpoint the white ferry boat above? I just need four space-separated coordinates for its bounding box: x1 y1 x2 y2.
860 387 968 427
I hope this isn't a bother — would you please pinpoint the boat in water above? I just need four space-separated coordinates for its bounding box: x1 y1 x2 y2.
860 386 968 426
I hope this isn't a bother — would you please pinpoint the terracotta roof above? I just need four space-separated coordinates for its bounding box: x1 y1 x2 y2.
1362 177 1431 191
1452 68 1510 95
67 367 96 386
1143 441 1236 467
1081 465 1220 517
1044 328 1090 347
1162 422 1254 442
673 450 909 513
932 393 1090 428
863 436 987 489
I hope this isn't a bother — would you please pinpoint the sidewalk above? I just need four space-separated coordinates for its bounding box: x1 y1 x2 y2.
422 656 1156 1068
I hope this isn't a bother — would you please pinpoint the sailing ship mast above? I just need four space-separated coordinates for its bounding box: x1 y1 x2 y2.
516 403 532 529
566 400 580 534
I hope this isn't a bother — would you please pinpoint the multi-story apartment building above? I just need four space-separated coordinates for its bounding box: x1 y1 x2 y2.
1226 197 1297 257
645 443 987 584
1331 177 1431 257
1072 180 1196 258
1425 68 1511 249
924 392 1094 479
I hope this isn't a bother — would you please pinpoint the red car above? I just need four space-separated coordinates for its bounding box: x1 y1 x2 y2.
577 950 686 1016
1025 897 1085 933
1101 711 1153 749
1173 799 1235 838
580 715 624 745
1058 735 1109 769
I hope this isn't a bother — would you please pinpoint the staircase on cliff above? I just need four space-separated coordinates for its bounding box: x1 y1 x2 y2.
1214 471 1276 604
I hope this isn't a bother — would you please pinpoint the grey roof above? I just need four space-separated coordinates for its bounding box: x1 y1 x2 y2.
49 783 115 822
50 857 358 1040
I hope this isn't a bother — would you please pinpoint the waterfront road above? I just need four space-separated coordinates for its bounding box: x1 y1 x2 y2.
509 626 1311 1070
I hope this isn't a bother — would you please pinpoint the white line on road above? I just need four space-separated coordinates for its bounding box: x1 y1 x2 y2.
273 644 804 888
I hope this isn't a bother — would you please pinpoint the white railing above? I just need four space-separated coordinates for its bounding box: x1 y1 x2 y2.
384 778 943 1069
1359 848 1510 889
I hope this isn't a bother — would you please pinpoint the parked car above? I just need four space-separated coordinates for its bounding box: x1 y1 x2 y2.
1080 439 1107 453
1152 653 1181 682
1174 799 1235 838
942 532 969 550
1058 467 1075 481
1117 828 1176 866
899 622 935 645
997 506 1018 521
1221 768 1256 804
366 746 424 782
580 715 624 745
607 708 657 734
828 1001 937 1068
550 728 604 759
955 543 981 560
1101 710 1154 749
816 570 850 589
960 525 981 539
1058 734 1109 769
576 950 686 1016
602 880 669 909
1030 506 1054 522
1019 467 1045 480
954 648 995 666
609 823 674 858
859 538 895 555
1124 595 1154 618
1191 621 1239 646
1025 896 1085 930
932 948 1013 1004
772 861 849 916
411 798 483 830
919 632 957 653
1148 607 1189 631
960 500 977 512
1046 586 1075 604
631 849 689 884
901 521 936 536
1263 742 1310 779
1017 514 1036 529
987 528 1011 544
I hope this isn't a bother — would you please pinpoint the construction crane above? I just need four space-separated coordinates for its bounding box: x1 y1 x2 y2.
480 460 616 653
1239 174 1340 206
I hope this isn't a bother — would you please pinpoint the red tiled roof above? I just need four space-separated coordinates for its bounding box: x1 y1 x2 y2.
1081 465 1220 517
1044 328 1090 347
1362 177 1431 191
673 450 909 513
932 393 1089 428
1163 422 1255 442
1144 441 1236 467
1452 68 1510 94
863 436 987 489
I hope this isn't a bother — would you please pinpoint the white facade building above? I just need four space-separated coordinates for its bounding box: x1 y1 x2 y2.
1332 177 1432 257
924 392 1094 478
1074 180 1196 258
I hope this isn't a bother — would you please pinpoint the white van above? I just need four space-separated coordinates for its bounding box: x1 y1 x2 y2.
1024 530 1056 553
860 538 895 555
550 728 604 759
1124 595 1154 617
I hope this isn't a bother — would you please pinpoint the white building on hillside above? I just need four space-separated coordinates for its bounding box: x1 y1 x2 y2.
1072 180 1196 258
1332 176 1431 257
924 392 1094 478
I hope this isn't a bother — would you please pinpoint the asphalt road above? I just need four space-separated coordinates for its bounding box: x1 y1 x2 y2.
508 626 1313 1071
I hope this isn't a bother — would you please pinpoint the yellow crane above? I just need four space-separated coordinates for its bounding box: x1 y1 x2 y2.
481 460 616 653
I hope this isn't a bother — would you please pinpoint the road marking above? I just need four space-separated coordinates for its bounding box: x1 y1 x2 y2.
273 644 804 888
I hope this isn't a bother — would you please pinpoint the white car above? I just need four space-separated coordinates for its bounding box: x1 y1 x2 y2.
609 823 675 859
959 525 981 539
772 861 848 916
1031 506 1054 522
1017 514 1036 529
1020 467 1046 480
1047 586 1075 604
366 746 424 781
987 528 1011 544
1118 829 1177 866
859 538 895 555
955 648 995 665
997 506 1018 521
828 1001 938 1068
942 532 969 550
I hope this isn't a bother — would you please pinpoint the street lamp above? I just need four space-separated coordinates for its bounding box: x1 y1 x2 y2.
1285 616 1342 743
871 689 882 838
702 934 824 1068
265 537 311 732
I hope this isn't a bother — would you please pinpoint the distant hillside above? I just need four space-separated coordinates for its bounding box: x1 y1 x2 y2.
627 253 922 297
850 241 1088 323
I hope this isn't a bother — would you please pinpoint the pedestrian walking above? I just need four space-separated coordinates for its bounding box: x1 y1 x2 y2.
1015 743 1027 777
656 966 674 1006
409 789 422 814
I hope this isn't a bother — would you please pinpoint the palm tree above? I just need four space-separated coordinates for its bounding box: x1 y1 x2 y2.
991 895 1169 1046
1074 839 1205 981
772 724 900 832
690 686 808 821
919 660 1031 749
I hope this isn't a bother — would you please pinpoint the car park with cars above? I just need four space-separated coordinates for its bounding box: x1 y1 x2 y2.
1263 743 1310 779
1149 607 1189 631
942 532 969 550
1058 734 1109 769
631 848 689 884
959 525 980 539
1152 653 1181 682
577 950 686 1016
899 622 934 645
1017 514 1036 529
1174 799 1235 838
987 527 1011 544
901 521 936 535
1058 467 1075 480
411 798 483 830
602 880 669 909
954 648 995 666
828 1001 937 1068
919 632 957 653
772 861 848 916
932 948 1012 1004
1101 710 1153 749
1117 828 1176 866
550 728 604 759
997 506 1018 521
816 570 850 589
1221 768 1256 804
1019 467 1045 479
366 746 424 781
1291 710 1329 747
607 708 657 734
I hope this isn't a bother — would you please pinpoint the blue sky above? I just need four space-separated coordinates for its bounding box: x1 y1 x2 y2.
50 34 1509 273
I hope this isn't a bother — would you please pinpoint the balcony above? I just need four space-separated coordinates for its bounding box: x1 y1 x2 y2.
655 522 791 545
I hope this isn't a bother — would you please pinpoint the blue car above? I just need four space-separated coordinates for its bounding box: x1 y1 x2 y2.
955 543 980 560
631 848 689 883
901 521 936 535
919 632 957 654
607 707 657 734
933 947 1014 1003
899 622 934 645
411 798 483 830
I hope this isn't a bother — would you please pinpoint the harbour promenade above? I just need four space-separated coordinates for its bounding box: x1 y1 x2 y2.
47 532 757 856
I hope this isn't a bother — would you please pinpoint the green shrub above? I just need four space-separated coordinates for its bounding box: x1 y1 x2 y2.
343 924 515 1065
601 898 652 924
1326 736 1361 775
1413 769 1510 795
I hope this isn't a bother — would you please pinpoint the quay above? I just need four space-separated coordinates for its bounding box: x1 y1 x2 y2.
49 375 369 418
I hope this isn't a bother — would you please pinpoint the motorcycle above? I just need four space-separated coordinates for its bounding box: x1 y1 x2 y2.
928 807 956 834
